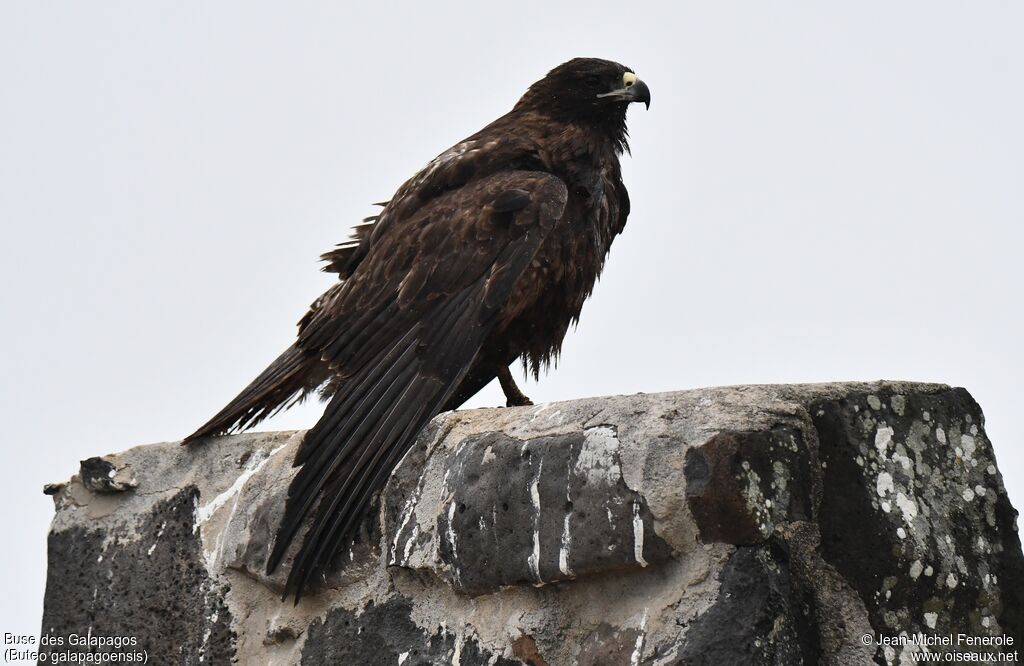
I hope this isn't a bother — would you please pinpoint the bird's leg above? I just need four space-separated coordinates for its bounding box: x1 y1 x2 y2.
497 365 533 407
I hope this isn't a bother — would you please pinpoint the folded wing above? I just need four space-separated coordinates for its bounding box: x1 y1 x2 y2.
268 171 568 599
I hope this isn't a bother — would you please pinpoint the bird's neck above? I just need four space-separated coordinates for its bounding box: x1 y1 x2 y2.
543 119 626 184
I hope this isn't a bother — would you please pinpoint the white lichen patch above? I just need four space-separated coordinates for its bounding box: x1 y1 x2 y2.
867 395 883 410
895 492 918 524
769 460 791 519
892 448 912 471
877 472 894 497
960 434 977 459
738 466 772 539
875 425 894 454
890 395 906 416
772 461 789 492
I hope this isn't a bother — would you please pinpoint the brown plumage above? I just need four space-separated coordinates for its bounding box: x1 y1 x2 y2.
184 58 650 600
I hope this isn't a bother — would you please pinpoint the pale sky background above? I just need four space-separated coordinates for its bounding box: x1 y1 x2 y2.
2 1 1021 639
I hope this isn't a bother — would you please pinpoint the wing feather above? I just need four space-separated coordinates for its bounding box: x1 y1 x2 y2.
269 171 568 599
269 334 422 572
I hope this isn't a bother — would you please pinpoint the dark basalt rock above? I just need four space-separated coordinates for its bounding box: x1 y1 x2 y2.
679 544 819 665
79 456 137 493
301 598 521 666
409 427 672 594
40 489 234 665
812 387 1024 662
685 426 813 545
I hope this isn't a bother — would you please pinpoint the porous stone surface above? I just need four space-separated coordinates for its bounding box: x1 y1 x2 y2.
40 382 1023 665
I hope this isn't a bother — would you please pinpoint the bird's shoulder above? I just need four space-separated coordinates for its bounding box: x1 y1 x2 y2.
389 113 553 214
317 112 546 279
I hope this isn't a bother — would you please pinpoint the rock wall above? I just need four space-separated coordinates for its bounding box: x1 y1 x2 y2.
40 382 1023 665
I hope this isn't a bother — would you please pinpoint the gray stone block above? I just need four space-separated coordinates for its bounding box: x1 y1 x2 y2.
39 382 1024 664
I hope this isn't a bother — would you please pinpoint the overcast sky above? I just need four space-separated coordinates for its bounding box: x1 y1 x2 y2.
2 1 1021 637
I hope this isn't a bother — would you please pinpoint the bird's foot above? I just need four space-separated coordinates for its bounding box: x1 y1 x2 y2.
505 394 534 407
497 365 533 408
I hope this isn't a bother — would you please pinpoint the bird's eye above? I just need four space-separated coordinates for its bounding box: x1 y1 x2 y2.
623 72 637 88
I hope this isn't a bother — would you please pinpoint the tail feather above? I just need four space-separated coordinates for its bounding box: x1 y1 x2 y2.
184 344 329 443
266 335 422 573
291 380 439 597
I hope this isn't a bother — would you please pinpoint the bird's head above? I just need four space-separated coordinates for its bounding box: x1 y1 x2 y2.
514 58 651 122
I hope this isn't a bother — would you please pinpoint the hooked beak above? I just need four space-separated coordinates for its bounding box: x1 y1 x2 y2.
597 78 651 110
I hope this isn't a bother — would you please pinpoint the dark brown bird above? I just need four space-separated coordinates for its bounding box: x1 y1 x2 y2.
185 57 650 600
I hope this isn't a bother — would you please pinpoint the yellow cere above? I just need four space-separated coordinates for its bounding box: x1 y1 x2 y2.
623 72 638 87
